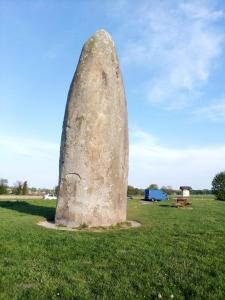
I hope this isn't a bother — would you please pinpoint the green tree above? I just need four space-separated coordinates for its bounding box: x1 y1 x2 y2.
147 184 159 190
127 185 138 196
212 171 225 201
161 185 174 195
30 187 37 193
127 185 144 196
13 181 23 195
54 185 59 196
22 181 28 195
0 179 8 194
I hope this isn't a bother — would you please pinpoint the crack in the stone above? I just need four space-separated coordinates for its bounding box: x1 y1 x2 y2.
66 172 82 180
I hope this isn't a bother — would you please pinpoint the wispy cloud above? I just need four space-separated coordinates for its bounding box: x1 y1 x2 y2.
107 0 225 109
0 136 59 159
1 131 224 189
0 135 59 187
129 129 225 188
194 99 225 121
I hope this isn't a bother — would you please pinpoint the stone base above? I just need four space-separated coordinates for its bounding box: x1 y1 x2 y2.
38 220 141 232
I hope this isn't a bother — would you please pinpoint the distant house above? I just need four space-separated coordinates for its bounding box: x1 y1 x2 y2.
180 186 192 197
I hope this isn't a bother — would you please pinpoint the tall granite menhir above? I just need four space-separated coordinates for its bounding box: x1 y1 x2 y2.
55 30 128 227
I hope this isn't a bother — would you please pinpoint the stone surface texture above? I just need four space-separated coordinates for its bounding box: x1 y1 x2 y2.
55 30 128 227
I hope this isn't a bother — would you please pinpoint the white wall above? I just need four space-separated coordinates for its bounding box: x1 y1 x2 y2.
182 190 190 197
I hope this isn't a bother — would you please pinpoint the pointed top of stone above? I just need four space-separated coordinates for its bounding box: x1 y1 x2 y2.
93 29 113 41
84 29 115 53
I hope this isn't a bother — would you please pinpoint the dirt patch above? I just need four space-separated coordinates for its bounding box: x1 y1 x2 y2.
0 195 43 200
38 220 142 232
140 200 154 205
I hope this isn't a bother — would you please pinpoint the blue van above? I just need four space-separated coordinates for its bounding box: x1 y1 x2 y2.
144 189 168 201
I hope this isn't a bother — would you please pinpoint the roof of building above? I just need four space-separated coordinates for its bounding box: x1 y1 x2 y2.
180 186 192 190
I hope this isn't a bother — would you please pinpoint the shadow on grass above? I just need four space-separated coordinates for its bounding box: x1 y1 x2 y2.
0 201 55 220
158 204 174 208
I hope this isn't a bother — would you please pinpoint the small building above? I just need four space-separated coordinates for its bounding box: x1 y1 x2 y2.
144 189 168 201
180 186 192 197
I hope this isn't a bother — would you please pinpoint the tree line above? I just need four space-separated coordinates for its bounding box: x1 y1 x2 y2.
2 172 224 200
127 183 212 196
0 178 59 196
0 179 28 195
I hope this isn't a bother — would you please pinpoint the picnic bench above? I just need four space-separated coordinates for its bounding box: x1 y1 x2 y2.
173 197 191 208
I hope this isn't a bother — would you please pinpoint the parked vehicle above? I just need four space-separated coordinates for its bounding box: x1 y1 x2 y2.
43 194 57 200
144 189 168 201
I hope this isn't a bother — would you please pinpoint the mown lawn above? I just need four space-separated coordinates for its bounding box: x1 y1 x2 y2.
0 197 225 299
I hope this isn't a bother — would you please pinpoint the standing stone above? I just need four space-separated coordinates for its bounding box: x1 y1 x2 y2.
55 30 128 227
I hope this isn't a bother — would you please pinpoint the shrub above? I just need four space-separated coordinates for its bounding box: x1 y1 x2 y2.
0 179 8 195
212 171 225 201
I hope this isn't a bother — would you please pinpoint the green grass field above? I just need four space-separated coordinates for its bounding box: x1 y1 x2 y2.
0 197 225 299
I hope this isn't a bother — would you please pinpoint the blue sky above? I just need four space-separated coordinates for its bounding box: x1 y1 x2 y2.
1 0 225 189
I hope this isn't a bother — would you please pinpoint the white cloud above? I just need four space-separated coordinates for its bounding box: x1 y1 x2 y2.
0 136 59 188
1 131 223 189
194 99 225 121
108 0 225 109
129 129 225 189
180 2 224 21
0 136 59 159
